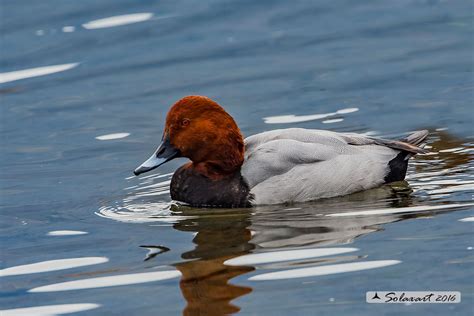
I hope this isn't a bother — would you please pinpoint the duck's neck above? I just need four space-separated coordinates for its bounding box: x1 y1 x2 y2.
192 137 245 180
193 160 241 180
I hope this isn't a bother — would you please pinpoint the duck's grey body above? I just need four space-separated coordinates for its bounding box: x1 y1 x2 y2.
241 128 428 205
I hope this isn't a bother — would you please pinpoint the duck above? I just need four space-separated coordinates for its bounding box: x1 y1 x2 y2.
134 96 428 208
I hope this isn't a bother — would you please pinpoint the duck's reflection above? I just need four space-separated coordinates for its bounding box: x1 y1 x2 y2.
170 186 411 315
173 211 254 315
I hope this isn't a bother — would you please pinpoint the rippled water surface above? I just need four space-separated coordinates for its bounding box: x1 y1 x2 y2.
1 1 473 315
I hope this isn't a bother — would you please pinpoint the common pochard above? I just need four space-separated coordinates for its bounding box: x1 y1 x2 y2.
134 96 428 207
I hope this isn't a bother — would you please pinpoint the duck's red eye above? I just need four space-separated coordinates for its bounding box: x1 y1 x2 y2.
181 118 190 127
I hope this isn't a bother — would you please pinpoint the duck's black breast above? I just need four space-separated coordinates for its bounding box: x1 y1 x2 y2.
170 165 253 208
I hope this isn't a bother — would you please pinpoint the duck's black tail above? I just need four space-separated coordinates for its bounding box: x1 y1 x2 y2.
399 130 430 150
384 130 429 183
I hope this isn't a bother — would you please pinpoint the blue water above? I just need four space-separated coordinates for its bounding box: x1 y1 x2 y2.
1 1 473 315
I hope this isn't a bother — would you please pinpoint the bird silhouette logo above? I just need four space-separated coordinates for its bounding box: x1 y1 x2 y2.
371 292 381 300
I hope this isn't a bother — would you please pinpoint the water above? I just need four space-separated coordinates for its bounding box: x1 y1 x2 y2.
1 0 473 315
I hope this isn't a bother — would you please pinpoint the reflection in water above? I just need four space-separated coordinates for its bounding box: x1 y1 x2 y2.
0 63 79 84
96 131 473 314
0 303 101 316
62 26 75 33
224 247 358 266
140 245 171 261
326 203 473 217
263 107 358 124
173 212 254 316
407 131 474 197
28 270 181 293
0 257 108 277
95 133 130 141
47 230 88 236
323 118 344 124
82 13 154 30
249 260 401 281
169 192 412 314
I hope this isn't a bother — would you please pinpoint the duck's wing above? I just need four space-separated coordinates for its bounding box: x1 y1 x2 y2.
242 128 428 204
244 128 350 154
245 128 427 156
243 137 348 188
243 129 372 189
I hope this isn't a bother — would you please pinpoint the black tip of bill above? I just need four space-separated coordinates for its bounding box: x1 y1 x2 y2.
133 165 158 176
133 154 166 176
133 138 180 176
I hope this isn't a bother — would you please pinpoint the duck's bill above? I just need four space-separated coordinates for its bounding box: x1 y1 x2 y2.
133 138 180 176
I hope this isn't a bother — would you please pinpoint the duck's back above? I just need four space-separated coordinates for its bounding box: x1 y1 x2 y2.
241 128 428 205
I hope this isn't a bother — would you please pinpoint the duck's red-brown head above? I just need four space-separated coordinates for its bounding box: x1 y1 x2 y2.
134 96 245 178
